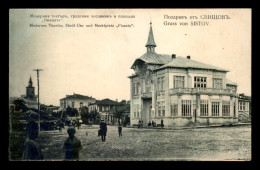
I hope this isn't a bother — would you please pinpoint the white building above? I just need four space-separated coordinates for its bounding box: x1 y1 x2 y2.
128 22 239 127
60 93 96 111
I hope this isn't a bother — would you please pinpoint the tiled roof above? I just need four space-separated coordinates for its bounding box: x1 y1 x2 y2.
131 52 172 68
157 57 229 72
60 94 96 100
226 79 237 86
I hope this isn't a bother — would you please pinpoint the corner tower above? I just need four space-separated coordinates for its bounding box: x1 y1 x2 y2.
145 22 157 52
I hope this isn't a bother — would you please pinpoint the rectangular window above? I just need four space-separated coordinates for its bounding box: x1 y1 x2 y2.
157 101 165 117
133 83 136 95
136 83 140 94
174 76 185 88
157 77 165 91
170 104 178 116
80 102 83 108
161 77 165 91
222 101 230 116
182 100 191 117
72 102 75 108
133 83 140 95
137 104 140 117
200 100 208 116
194 77 207 88
133 106 137 118
212 102 220 116
162 101 165 116
213 78 223 89
158 102 161 117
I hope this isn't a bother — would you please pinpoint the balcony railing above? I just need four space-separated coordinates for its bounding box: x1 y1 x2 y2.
170 88 237 95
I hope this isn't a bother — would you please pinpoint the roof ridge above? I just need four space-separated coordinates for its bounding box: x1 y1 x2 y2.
158 56 229 72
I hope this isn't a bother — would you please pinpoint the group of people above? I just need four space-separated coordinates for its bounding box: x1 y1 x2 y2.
22 116 123 161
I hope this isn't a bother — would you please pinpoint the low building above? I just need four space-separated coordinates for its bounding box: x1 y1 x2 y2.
88 98 124 125
59 93 96 111
238 93 251 122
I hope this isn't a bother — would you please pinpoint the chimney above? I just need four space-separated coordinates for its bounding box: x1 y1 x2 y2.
172 54 176 59
187 56 190 59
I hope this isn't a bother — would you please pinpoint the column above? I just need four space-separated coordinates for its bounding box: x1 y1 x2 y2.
165 71 170 117
196 94 200 117
230 96 234 117
219 95 223 117
177 95 182 117
208 98 212 117
235 97 238 118
130 78 133 126
152 74 157 118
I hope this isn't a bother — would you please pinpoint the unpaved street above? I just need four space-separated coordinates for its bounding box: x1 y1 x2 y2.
37 125 251 161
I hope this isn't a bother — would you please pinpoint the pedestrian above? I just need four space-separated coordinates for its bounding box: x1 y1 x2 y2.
100 120 107 142
63 127 82 161
77 120 80 129
22 112 43 160
118 124 122 138
138 119 141 129
161 119 164 128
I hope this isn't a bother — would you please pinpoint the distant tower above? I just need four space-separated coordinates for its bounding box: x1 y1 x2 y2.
25 76 37 101
145 22 157 52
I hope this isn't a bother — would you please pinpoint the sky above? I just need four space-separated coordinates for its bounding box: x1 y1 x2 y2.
9 9 251 106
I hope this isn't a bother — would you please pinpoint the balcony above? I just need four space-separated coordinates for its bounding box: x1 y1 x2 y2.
141 92 152 98
170 88 237 96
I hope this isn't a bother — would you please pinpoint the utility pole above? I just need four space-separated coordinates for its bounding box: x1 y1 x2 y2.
33 69 43 135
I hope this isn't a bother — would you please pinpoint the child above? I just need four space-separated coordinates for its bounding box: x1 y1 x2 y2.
63 127 82 160
118 124 122 138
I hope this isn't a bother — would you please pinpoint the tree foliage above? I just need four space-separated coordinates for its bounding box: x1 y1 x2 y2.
65 107 79 117
13 99 28 112
80 106 89 124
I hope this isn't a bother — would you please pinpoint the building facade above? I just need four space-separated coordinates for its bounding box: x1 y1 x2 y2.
238 93 251 122
60 93 96 111
88 99 124 125
128 22 239 127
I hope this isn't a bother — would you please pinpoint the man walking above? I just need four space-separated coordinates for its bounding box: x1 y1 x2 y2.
118 124 122 138
100 120 107 142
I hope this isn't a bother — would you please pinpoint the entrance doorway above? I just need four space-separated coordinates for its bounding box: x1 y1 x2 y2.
142 99 152 127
